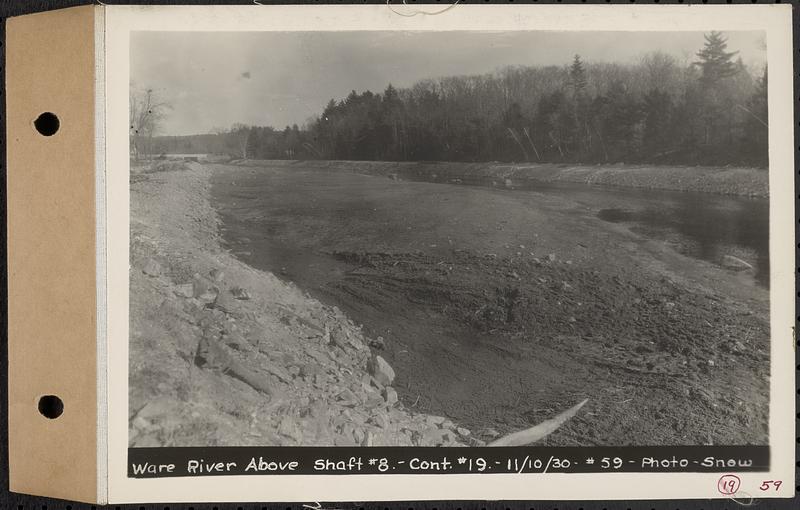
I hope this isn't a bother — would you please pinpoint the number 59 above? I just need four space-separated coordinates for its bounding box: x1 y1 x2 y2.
759 480 782 491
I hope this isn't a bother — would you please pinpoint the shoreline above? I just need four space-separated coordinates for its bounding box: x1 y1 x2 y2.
128 162 483 447
230 159 769 198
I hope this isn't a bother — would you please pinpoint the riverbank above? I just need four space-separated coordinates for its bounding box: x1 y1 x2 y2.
129 162 489 447
233 159 768 198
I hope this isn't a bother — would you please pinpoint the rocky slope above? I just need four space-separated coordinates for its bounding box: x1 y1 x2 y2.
128 162 477 447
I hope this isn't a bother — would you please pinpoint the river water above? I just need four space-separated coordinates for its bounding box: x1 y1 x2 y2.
211 165 769 290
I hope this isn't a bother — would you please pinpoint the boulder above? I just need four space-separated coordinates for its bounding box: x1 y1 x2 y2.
367 355 395 386
192 274 218 302
382 386 398 406
208 268 225 282
230 286 251 300
213 289 238 313
425 415 446 426
142 259 162 277
369 336 386 350
174 283 194 298
136 397 176 420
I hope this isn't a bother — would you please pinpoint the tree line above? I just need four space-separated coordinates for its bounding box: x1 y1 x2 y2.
142 32 768 167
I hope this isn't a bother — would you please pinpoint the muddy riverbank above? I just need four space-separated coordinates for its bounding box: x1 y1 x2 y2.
212 162 770 446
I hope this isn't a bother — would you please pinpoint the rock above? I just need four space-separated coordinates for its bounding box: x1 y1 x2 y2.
132 416 152 431
299 363 322 378
367 355 395 386
731 341 747 354
134 434 162 448
426 415 446 426
369 336 386 350
337 388 360 406
314 372 329 387
230 286 251 300
213 290 237 313
348 334 365 351
328 324 352 349
222 330 250 351
420 427 448 446
440 429 458 444
369 414 390 429
363 394 385 409
136 397 175 420
261 362 293 384
382 386 398 406
209 268 225 282
456 427 471 437
482 427 500 439
277 417 302 442
192 274 218 302
362 430 375 446
174 283 194 298
142 259 162 277
352 427 366 444
721 255 753 271
547 253 556 262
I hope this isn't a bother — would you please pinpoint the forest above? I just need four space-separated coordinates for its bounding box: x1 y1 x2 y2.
142 32 768 167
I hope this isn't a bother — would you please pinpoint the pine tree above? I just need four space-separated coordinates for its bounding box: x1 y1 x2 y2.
569 55 587 93
694 31 739 85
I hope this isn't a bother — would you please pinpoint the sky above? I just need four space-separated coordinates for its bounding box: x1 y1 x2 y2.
131 30 766 136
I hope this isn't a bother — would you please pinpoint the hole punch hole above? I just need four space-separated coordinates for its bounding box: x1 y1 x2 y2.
38 395 64 419
33 112 60 136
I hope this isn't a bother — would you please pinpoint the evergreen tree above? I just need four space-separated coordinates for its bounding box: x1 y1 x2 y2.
694 31 739 85
569 55 588 93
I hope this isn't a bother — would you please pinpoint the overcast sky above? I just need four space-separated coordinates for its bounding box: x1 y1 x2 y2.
131 31 766 136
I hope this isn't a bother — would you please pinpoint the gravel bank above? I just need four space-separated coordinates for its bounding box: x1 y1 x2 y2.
129 163 482 447
235 160 768 198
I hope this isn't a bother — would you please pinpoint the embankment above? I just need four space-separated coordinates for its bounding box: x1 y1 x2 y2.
128 163 477 447
233 159 768 198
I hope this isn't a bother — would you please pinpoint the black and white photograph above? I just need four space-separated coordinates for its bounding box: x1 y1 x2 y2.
127 27 773 451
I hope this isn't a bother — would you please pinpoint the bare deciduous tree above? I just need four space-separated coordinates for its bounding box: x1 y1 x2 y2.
130 84 171 161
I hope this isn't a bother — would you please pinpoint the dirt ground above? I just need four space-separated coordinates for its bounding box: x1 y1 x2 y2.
211 163 771 446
